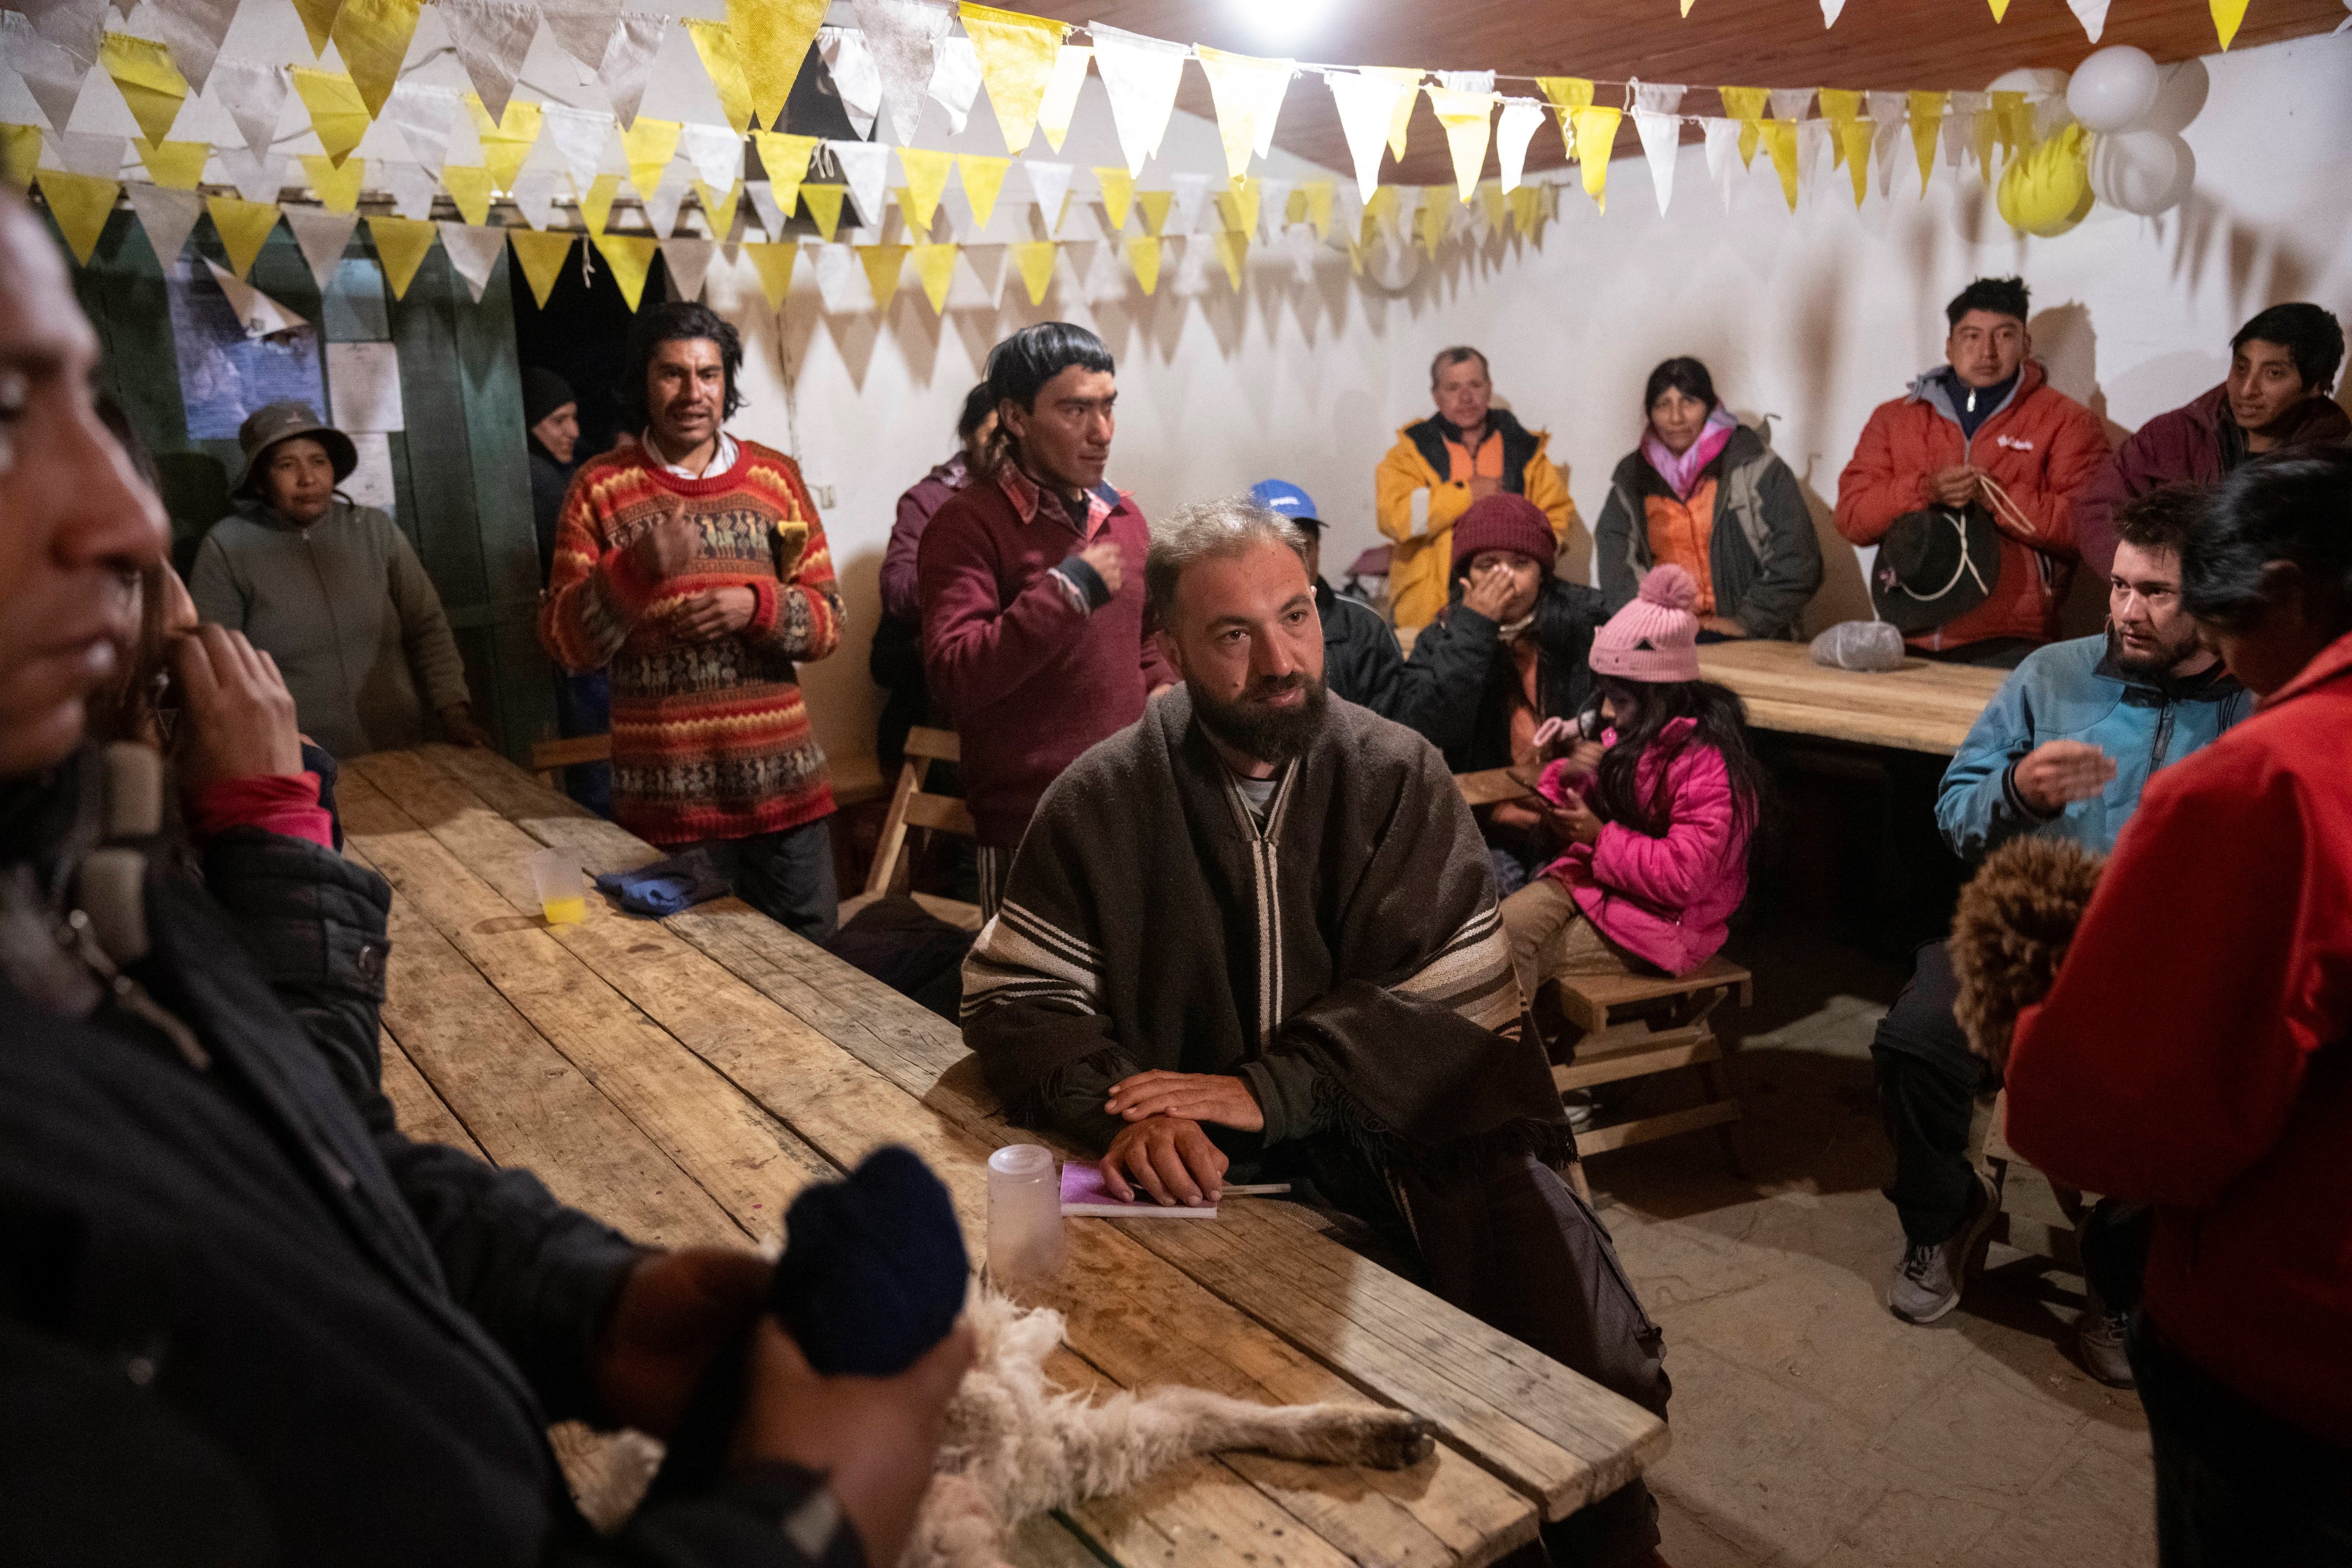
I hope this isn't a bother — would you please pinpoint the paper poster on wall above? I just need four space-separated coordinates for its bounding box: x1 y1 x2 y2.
165 256 327 441
325 341 407 432
342 430 399 516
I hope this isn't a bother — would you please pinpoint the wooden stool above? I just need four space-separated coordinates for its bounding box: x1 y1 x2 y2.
1549 956 1753 1173
837 726 983 931
1978 1088 2090 1271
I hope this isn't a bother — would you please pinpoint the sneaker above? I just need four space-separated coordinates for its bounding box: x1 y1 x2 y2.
1561 1089 1598 1132
2077 1286 2136 1387
1888 1177 1995 1325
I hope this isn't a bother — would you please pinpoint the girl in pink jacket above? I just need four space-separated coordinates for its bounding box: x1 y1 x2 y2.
1498 563 1767 1016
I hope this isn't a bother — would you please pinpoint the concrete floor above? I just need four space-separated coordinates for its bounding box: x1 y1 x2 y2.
1580 931 2155 1568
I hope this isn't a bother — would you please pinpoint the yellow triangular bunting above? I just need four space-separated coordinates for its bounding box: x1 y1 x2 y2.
858 242 908 306
1537 77 1595 158
1416 188 1450 255
682 19 753 135
293 0 343 57
1762 120 1801 210
368 214 437 298
1212 228 1247 291
958 3 1067 155
725 0 827 130
1123 235 1161 295
1719 87 1768 167
292 68 370 167
509 228 575 307
1011 239 1057 303
1225 175 1261 234
301 154 366 214
910 241 957 313
1300 179 1333 240
622 118 683 201
1572 107 1620 211
696 179 742 238
744 240 798 308
2210 0 2249 48
800 183 846 241
898 146 953 232
1365 65 1422 160
591 233 658 309
441 166 494 227
38 171 121 266
1093 166 1134 232
135 139 211 190
1838 119 1872 204
465 96 541 191
2 125 41 192
752 130 816 188
99 33 189 147
1136 189 1173 236
579 172 622 235
206 195 283 279
1909 91 1949 193
1988 0 2012 19
328 0 421 120
957 154 1009 229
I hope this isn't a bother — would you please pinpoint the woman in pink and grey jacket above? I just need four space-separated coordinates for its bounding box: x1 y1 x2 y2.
1499 564 1769 1014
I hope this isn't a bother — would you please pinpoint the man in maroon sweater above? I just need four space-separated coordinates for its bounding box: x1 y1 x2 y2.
918 323 1174 916
2075 303 2347 578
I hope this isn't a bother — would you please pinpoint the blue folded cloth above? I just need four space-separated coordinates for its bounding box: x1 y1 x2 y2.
592 847 731 916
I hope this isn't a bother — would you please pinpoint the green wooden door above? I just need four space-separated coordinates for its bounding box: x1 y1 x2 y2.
64 204 556 764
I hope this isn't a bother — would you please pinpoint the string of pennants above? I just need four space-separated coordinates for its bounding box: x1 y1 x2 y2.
3 0 2257 311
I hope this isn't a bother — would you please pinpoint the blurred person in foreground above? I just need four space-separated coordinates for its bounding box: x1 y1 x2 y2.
0 187 965 1566
2006 449 2352 1561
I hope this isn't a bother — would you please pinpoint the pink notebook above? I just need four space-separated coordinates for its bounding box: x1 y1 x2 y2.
1058 1160 1218 1218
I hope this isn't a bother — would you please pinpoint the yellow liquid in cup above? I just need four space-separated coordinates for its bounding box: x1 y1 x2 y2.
541 894 587 926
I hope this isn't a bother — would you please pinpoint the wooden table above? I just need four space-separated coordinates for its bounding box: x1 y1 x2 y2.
1696 639 2006 755
344 745 1667 1568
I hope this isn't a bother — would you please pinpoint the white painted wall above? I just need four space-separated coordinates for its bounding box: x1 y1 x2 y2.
700 33 2350 771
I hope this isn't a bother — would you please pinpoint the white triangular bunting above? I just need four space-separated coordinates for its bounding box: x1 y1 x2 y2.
1256 176 1293 238
218 148 285 203
50 130 122 176
148 0 236 95
1631 80 1686 115
852 0 951 147
207 60 290 162
1632 107 1679 214
2067 0 2111 40
1325 68 1410 203
819 28 882 141
1703 118 1741 211
284 204 360 289
511 168 566 228
4 13 90 133
538 103 610 190
1496 98 1543 192
744 177 785 236
827 139 890 229
378 158 437 219
383 82 460 168
925 34 982 135
1022 158 1073 233
439 0 541 124
125 181 201 263
439 220 509 299
678 122 741 189
1168 170 1209 234
660 236 714 298
642 165 688 236
1087 23 1187 177
597 13 665 128
540 0 619 72
205 258 307 337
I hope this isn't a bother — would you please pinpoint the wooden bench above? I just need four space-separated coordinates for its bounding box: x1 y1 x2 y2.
1449 765 1753 1171
837 725 983 931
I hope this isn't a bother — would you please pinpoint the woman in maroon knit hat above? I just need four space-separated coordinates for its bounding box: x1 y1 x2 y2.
1397 493 1609 895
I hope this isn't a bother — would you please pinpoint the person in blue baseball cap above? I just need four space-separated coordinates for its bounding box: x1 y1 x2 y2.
1247 480 1408 719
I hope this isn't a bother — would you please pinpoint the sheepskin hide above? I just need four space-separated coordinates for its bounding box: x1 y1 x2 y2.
1949 836 2107 1074
577 1286 1435 1568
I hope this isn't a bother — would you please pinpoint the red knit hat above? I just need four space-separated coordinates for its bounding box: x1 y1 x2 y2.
1590 564 1702 684
1450 493 1557 577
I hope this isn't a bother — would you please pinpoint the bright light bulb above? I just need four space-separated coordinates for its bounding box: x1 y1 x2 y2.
1228 0 1338 48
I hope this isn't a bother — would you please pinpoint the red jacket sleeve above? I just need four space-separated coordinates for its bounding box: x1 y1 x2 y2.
537 467 659 674
1992 397 2108 560
2005 753 2343 1207
1834 400 1917 546
917 505 1088 716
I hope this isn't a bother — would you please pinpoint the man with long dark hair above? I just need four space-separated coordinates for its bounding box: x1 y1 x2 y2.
2007 449 2352 1559
916 322 1173 918
538 302 845 940
1872 487 2250 1366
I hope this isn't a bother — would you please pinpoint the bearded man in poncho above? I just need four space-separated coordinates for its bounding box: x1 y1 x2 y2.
962 496 1674 1568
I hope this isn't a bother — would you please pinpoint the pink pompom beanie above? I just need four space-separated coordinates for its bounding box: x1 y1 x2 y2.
1589 564 1702 684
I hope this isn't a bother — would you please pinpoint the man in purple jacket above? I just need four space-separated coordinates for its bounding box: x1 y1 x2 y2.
871 383 995 768
2077 303 2347 578
917 323 1175 918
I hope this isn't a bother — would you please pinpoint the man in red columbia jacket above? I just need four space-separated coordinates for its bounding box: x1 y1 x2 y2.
2005 451 2352 1559
1836 276 2110 666
2073 302 2349 579
918 323 1174 918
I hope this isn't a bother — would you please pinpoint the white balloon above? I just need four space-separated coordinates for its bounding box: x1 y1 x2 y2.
2090 129 2189 215
2138 58 2210 135
2067 45 2161 132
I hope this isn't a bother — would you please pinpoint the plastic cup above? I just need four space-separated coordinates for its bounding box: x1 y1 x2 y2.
528 847 586 926
986 1143 1065 1288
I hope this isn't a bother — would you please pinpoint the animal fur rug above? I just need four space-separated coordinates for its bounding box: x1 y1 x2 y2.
1947 835 2108 1075
577 1286 1435 1568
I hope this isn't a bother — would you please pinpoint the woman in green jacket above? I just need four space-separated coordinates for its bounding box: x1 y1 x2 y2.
189 401 492 759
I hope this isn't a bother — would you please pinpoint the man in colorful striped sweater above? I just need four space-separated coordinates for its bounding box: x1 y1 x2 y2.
539 303 845 940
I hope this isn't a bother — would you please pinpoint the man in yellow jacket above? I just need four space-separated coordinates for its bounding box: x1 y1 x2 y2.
1377 347 1577 631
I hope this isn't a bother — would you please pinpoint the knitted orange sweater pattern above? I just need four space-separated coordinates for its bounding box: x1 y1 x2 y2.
538 439 841 845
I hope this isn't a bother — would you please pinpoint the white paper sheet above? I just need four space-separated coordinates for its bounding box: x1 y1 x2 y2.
326 341 406 433
343 430 398 514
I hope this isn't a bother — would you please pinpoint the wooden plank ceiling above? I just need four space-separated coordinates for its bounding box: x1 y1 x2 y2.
1018 0 2344 185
